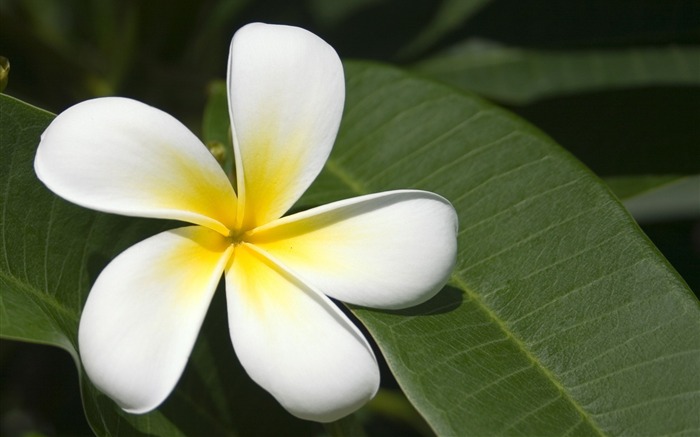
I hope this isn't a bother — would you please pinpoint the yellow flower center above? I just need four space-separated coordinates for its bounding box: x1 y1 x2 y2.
226 227 254 246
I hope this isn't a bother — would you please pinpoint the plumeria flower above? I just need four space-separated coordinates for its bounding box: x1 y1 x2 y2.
34 23 458 422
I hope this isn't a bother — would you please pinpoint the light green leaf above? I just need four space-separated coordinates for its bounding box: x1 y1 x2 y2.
414 41 700 104
301 62 700 435
0 56 9 93
0 94 321 437
202 80 235 181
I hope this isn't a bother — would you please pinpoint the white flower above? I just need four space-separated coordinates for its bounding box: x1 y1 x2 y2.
34 23 458 422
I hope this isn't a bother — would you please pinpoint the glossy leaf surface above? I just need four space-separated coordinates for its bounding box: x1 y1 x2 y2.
2 58 699 436
306 63 700 436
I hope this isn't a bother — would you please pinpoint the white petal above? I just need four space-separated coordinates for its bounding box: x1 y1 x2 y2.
35 98 237 235
78 226 233 413
248 190 458 309
225 243 379 422
227 23 344 230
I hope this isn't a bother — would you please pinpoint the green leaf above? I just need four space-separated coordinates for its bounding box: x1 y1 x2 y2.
202 80 235 181
0 56 9 93
324 413 367 437
3 57 700 437
0 94 208 436
414 41 700 104
0 94 320 437
301 62 700 435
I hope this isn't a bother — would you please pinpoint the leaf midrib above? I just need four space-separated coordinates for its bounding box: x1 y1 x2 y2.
0 269 80 327
450 273 605 435
323 148 607 436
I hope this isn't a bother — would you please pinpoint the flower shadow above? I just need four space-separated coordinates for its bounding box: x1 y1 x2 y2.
365 285 463 317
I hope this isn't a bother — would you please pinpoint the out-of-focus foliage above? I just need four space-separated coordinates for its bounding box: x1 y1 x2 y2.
0 57 9 92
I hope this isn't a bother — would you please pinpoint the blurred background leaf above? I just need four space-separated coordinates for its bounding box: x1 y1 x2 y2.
202 80 235 182
608 175 700 223
605 175 690 201
395 0 493 60
0 57 9 92
414 43 700 104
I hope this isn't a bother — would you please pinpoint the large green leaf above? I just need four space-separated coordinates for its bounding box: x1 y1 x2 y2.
414 42 700 104
302 63 700 435
2 56 699 437
0 94 321 437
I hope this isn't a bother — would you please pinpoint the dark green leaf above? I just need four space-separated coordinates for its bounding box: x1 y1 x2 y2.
324 413 367 437
0 94 321 437
3 56 699 436
414 42 700 104
0 56 9 93
202 80 235 181
301 62 700 436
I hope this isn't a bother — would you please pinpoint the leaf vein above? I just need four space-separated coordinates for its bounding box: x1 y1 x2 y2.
363 110 489 186
412 130 522 188
451 274 605 435
500 391 564 433
456 175 586 238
